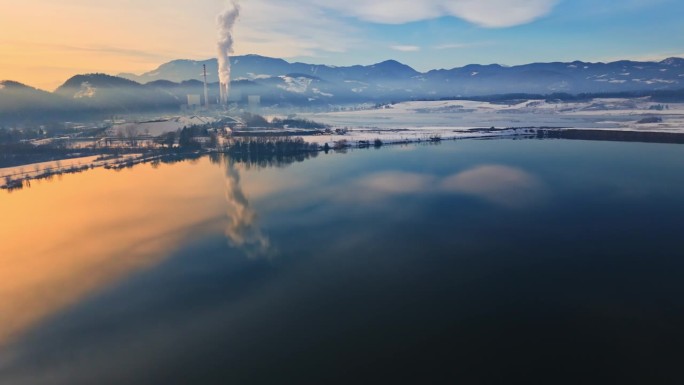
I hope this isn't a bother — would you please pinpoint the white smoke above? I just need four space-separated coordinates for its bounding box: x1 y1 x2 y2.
217 0 241 105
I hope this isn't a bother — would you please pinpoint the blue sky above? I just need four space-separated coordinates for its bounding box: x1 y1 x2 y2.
2 0 683 89
280 0 684 70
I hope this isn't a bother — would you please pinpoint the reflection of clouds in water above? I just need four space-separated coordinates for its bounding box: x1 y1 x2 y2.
224 159 271 256
441 165 544 208
349 165 544 208
358 171 436 194
336 172 435 203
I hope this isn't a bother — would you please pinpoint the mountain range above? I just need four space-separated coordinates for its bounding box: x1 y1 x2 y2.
120 54 684 98
2 55 684 125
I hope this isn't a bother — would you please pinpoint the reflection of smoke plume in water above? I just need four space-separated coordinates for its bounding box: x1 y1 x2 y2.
217 0 240 105
224 158 270 256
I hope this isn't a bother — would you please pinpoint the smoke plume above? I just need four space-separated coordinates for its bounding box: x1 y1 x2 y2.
217 0 240 105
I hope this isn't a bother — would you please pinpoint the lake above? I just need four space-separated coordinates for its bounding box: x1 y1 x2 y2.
2 138 684 384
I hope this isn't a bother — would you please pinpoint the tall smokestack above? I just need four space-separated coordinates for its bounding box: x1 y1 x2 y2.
203 64 210 109
217 0 240 105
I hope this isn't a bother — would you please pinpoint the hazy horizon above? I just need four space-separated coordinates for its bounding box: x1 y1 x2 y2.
6 52 684 93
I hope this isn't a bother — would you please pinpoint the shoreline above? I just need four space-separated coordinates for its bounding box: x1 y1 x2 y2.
4 127 684 192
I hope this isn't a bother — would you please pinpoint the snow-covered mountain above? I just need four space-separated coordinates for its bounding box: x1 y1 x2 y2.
119 55 684 99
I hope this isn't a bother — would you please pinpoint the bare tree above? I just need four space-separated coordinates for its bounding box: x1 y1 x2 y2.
124 124 139 147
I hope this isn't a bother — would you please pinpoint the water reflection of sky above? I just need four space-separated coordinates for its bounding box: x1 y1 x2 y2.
0 160 229 347
3 139 684 384
0 155 284 350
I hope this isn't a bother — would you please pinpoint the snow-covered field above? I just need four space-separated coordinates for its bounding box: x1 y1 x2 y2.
302 128 531 147
298 98 684 145
0 154 143 182
109 116 217 137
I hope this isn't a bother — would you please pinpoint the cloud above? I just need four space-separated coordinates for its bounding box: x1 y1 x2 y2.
433 41 494 50
235 0 361 58
232 0 557 59
3 40 177 63
439 0 558 27
434 43 474 50
308 0 558 27
391 45 421 52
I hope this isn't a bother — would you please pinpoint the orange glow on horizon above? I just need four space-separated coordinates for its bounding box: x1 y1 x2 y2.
0 1 227 90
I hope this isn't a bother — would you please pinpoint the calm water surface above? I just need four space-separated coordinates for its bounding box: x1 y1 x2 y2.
2 139 684 384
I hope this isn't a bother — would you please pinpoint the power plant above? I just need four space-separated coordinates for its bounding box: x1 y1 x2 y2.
219 81 229 106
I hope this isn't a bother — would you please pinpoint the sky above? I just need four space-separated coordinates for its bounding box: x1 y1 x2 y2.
1 0 683 90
